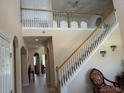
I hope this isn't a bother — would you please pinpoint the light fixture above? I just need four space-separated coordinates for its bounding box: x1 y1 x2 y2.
110 45 117 51
36 45 39 48
100 50 106 57
35 38 39 42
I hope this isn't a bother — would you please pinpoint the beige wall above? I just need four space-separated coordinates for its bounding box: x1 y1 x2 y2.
45 38 55 88
21 47 29 87
52 31 92 68
88 15 100 28
68 24 124 93
21 52 29 86
0 0 25 93
21 0 52 9
27 46 44 66
23 29 93 67
113 0 124 52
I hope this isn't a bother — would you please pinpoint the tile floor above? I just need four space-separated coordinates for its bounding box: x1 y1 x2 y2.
23 75 124 93
22 74 56 93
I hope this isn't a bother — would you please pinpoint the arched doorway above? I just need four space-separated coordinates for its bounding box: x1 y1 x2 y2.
71 21 78 28
81 21 88 29
13 36 19 93
33 53 40 75
21 47 28 87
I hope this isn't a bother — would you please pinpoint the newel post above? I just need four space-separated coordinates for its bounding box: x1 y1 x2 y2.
56 66 61 93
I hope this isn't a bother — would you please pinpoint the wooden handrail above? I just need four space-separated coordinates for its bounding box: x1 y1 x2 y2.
21 8 102 16
58 27 98 69
58 10 115 70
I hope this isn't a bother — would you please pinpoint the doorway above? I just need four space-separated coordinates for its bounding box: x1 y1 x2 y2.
33 53 40 75
22 36 55 93
41 54 46 74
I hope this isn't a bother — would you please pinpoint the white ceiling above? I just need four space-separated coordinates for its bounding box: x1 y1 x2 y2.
23 36 50 48
52 0 114 14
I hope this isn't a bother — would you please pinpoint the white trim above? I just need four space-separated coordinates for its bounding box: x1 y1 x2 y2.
22 27 95 31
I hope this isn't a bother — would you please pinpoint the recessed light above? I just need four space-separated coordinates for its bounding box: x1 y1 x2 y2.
36 45 38 47
35 38 39 41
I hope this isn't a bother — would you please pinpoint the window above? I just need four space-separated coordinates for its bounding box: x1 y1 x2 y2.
42 54 45 66
33 56 36 66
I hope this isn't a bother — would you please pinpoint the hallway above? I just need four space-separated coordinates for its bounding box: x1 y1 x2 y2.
22 74 55 93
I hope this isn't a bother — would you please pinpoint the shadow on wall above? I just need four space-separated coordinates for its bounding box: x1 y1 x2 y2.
121 59 124 71
85 69 93 93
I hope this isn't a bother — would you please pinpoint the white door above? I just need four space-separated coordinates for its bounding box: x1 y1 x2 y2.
0 34 11 93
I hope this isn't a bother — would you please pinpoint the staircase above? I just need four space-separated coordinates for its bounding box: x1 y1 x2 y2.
56 11 117 93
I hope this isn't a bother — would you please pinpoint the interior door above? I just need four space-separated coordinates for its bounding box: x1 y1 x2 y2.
0 34 11 93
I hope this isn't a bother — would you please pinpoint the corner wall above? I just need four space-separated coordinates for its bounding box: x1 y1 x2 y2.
0 0 24 93
113 0 124 52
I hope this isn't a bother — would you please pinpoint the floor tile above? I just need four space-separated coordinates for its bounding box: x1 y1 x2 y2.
22 74 52 93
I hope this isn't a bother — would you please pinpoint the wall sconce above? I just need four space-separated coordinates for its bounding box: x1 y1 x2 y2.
110 45 117 51
100 50 106 57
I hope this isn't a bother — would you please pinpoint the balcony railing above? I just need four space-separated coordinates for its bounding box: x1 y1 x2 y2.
21 8 102 29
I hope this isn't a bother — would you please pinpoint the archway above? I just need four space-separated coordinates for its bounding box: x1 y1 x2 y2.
60 21 68 28
53 21 57 28
13 36 19 93
71 21 78 28
81 21 88 29
33 53 40 75
22 37 55 93
21 47 28 87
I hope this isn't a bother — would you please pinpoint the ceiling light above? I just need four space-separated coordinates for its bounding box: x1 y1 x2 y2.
36 45 38 48
35 38 39 41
